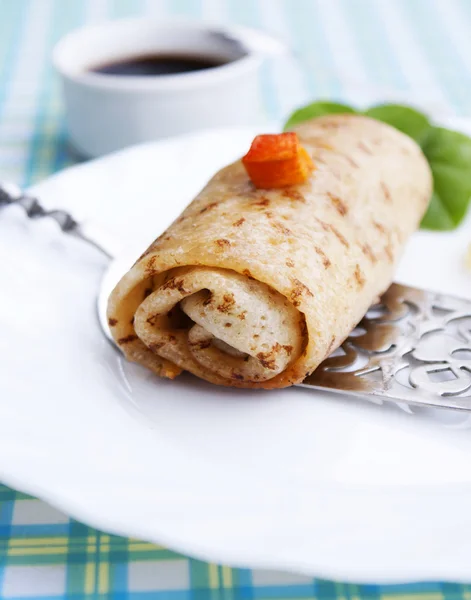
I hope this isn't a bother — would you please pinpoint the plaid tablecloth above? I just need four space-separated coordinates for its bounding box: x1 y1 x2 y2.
1 0 471 597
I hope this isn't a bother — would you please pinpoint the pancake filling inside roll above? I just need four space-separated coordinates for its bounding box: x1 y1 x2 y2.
132 267 305 383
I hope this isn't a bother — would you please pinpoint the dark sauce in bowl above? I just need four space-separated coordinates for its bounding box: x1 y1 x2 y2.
90 54 229 76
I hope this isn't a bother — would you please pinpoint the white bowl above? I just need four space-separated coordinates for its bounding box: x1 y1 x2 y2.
53 18 285 158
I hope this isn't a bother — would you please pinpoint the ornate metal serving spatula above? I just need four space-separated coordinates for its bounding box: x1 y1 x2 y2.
301 284 471 410
2 181 471 411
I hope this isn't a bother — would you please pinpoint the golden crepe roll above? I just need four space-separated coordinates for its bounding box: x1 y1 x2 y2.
107 114 432 389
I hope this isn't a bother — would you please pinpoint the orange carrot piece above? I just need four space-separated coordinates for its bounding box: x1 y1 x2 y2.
242 132 314 189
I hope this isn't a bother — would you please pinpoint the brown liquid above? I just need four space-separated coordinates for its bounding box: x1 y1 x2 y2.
90 54 229 76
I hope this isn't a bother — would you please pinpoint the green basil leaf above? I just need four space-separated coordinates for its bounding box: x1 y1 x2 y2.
420 191 456 231
429 163 471 226
421 126 471 168
283 102 357 131
364 104 431 143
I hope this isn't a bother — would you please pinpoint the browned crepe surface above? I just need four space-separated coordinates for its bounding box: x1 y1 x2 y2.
107 114 432 389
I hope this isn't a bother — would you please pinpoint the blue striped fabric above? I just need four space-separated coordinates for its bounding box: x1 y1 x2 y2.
1 0 471 597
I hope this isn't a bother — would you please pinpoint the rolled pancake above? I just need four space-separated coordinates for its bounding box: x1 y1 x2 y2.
107 114 432 389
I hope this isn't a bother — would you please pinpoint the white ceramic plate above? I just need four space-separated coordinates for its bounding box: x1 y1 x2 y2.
1 121 471 584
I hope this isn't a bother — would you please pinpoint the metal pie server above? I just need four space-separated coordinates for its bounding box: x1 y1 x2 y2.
2 181 471 412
